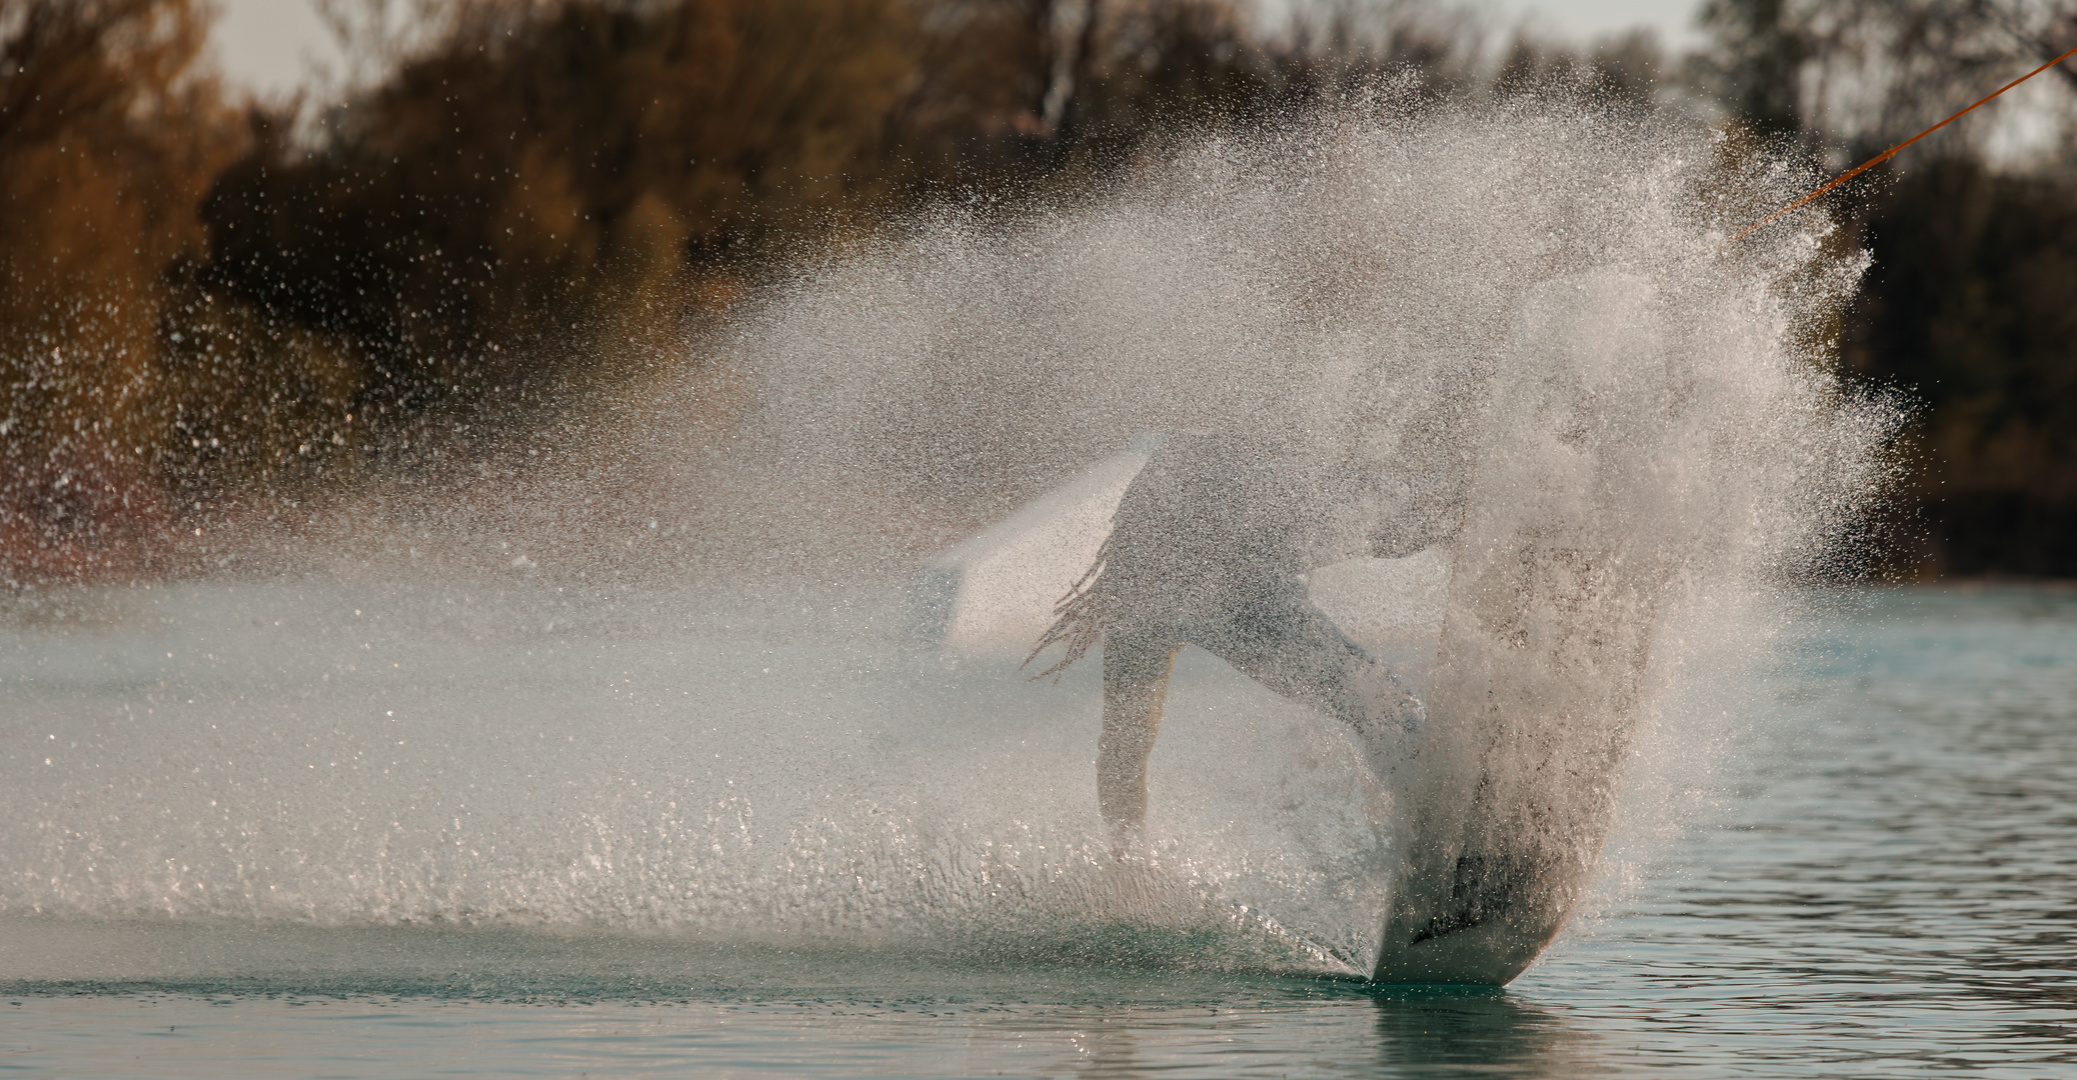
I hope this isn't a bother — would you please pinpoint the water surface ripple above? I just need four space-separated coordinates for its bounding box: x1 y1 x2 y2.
4 587 2074 1077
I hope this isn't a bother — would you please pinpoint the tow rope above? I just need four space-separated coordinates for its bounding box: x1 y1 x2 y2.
1735 41 2077 242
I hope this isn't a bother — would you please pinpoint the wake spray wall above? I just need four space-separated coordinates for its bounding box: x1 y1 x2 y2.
1 98 1902 983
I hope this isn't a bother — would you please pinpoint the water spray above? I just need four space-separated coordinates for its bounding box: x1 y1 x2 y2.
3 92 1906 989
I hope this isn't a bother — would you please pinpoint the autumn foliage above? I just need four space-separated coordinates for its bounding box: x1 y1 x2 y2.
6 0 2077 581
0 0 240 578
0 0 1481 584
203 0 928 416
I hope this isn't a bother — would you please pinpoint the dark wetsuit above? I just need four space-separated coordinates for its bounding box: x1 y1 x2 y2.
1030 431 1457 832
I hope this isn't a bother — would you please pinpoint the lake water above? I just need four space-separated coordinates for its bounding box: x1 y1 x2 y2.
3 584 2073 1077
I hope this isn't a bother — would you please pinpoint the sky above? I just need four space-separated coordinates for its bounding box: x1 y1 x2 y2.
1488 0 1702 49
213 0 338 99
210 0 1705 100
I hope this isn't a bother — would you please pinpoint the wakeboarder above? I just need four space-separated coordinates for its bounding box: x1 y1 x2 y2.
1026 430 1459 838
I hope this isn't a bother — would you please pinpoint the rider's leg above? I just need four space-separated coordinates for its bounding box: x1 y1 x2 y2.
1098 625 1182 840
1193 597 1424 788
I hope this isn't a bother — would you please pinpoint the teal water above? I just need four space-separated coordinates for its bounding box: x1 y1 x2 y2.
3 586 2074 1077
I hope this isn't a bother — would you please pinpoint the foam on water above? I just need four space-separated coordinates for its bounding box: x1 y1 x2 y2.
0 94 1900 983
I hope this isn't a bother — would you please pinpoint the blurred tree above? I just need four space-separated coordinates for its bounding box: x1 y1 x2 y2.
996 0 1495 177
156 280 369 506
5 0 1837 582
204 0 924 422
1845 157 2077 575
1984 0 2077 92
1069 0 1267 155
1693 0 2074 157
1493 28 1665 105
1275 0 1483 101
1694 0 1811 138
1693 0 2077 576
0 0 243 581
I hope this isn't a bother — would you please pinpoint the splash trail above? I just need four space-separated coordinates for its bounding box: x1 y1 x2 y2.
1 96 1900 986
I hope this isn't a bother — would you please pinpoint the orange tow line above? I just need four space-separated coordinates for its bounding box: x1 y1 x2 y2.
1734 41 2077 242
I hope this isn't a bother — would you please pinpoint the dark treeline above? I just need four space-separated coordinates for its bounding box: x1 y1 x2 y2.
0 0 1648 582
3 0 2076 581
1698 0 2077 576
1846 159 2077 576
